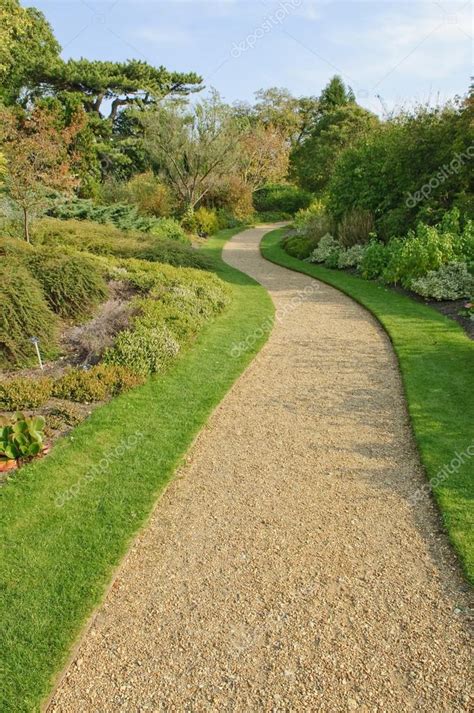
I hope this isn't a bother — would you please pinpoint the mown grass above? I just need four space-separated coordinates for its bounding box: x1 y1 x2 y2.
262 228 474 584
0 227 274 712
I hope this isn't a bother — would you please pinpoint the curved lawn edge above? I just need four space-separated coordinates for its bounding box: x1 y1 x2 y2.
261 227 474 585
0 227 274 713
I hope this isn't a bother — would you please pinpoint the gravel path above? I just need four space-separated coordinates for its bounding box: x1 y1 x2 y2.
48 226 472 712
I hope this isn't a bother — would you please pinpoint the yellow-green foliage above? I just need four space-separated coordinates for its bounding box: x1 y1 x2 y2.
103 325 180 377
26 250 108 320
52 364 145 402
33 218 212 270
0 377 53 410
0 261 59 369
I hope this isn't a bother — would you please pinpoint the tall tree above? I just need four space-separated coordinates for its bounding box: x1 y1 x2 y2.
142 93 241 211
238 124 289 191
0 105 85 241
318 75 355 113
0 0 61 105
38 59 203 122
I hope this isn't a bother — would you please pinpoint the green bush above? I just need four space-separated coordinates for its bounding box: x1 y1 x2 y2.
34 219 211 270
26 250 108 320
359 240 390 280
104 325 180 377
381 210 466 287
0 261 59 369
327 100 473 238
253 183 312 215
309 234 340 264
134 299 198 343
0 377 53 410
282 233 320 260
149 217 187 242
337 244 366 269
188 207 220 237
411 263 474 300
52 364 144 402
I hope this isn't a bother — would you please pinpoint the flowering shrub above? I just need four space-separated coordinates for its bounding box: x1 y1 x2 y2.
411 263 474 301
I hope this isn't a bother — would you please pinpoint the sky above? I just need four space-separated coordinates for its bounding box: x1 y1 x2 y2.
29 0 473 115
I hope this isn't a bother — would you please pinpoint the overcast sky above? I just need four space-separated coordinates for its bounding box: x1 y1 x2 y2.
30 0 473 114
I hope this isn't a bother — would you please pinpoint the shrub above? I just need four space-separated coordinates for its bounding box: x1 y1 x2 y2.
149 218 187 243
0 377 53 410
337 244 366 269
359 240 390 280
381 213 462 287
255 210 292 222
0 261 58 369
337 209 375 247
47 198 186 239
282 233 320 260
309 234 340 264
33 219 212 270
253 183 313 215
122 172 176 217
53 368 109 402
134 299 198 344
104 324 180 376
411 263 474 300
52 364 144 402
26 251 108 320
186 207 220 237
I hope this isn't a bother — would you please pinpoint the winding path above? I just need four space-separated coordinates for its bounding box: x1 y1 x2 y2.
49 226 471 712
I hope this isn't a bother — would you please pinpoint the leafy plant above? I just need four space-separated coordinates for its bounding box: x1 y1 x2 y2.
309 234 340 264
359 240 390 280
104 324 180 376
0 412 46 462
411 263 474 300
184 207 219 236
337 244 366 269
0 377 53 410
253 183 312 215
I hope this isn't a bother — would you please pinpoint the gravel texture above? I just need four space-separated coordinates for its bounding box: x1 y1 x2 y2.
48 226 472 712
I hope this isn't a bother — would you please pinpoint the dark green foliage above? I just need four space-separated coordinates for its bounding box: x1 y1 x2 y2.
0 377 53 411
291 103 379 193
0 261 58 368
26 250 108 320
253 183 312 214
282 233 320 259
327 98 474 239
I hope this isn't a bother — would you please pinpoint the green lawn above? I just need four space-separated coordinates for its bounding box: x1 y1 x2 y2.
262 227 474 584
0 227 274 713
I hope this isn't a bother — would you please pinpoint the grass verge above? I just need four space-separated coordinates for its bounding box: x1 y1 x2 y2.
0 227 274 712
262 228 474 584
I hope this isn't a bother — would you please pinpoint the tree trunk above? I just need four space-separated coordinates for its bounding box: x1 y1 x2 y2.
23 206 30 243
